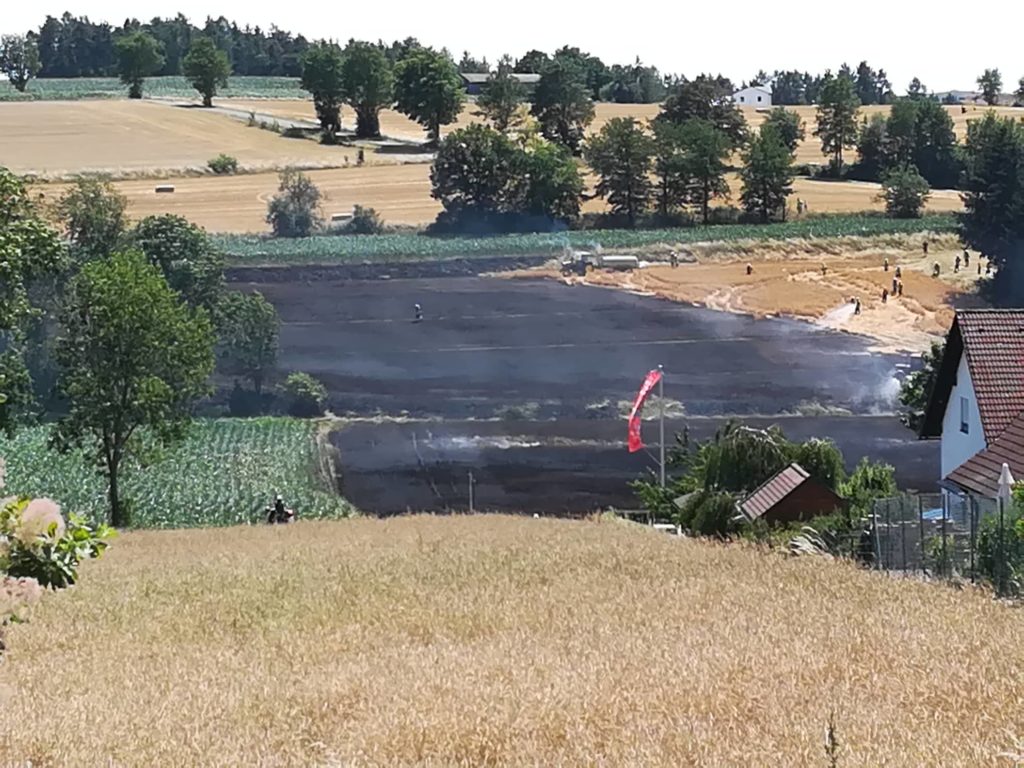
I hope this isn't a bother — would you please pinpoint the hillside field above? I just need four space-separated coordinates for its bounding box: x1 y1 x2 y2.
1 516 1021 765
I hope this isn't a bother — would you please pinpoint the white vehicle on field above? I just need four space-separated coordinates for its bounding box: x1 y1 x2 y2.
560 246 640 276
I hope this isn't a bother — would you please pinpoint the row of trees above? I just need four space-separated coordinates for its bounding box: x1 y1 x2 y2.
1 169 287 525
431 77 804 230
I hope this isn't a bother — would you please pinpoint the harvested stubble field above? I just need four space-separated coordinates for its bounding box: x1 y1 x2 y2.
1 516 1022 766
34 167 962 234
0 100 373 178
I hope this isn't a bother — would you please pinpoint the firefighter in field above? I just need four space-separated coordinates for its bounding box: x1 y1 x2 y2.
413 303 423 322
746 263 753 275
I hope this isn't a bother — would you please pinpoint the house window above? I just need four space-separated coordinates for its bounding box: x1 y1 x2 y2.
739 96 745 103
757 95 762 102
960 396 969 434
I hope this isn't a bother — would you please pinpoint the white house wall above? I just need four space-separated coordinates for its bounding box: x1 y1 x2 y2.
940 351 987 478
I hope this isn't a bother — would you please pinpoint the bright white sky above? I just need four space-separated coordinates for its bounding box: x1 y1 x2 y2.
3 1 1019 93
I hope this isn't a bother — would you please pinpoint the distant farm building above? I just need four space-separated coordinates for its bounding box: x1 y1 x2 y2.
460 72 541 96
739 463 844 525
732 86 772 107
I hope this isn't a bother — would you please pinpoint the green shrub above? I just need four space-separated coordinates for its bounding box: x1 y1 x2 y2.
0 497 114 589
208 153 239 174
880 166 930 219
281 372 327 417
343 205 385 235
266 170 324 238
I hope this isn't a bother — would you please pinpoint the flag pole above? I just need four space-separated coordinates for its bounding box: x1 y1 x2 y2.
658 365 665 489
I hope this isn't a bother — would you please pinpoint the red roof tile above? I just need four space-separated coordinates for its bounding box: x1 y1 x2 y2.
946 411 1024 498
957 310 1024 443
740 463 810 521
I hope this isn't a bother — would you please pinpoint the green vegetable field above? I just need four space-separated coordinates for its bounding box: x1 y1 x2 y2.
216 213 958 265
0 75 306 101
0 418 351 528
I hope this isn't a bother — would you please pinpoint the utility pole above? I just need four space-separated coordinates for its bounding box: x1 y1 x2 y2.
468 470 475 513
659 364 666 489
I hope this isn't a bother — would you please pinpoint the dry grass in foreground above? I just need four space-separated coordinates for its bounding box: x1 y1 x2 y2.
1 515 1022 766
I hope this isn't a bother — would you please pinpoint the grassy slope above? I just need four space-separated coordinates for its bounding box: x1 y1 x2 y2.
0 515 1020 765
0 418 348 527
217 213 958 265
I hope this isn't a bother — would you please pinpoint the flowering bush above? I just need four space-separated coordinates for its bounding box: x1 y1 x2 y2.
0 497 114 589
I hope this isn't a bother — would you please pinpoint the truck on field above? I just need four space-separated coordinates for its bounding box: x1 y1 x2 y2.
560 248 641 276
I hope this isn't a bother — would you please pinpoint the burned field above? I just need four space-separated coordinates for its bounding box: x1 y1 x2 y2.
229 270 938 513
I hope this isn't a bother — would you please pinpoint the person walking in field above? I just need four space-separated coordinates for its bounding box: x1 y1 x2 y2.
746 263 753 275
897 279 904 297
892 276 898 295
821 263 827 276
414 303 423 323
670 251 679 268
884 257 889 271
933 262 941 278
923 240 929 256
964 250 970 268
955 254 961 273
895 266 901 279
882 288 888 304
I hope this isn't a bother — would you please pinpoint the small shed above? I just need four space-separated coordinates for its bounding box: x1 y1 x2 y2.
732 85 772 107
739 463 844 525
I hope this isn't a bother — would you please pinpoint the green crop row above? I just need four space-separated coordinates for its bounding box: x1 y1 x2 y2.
0 75 307 101
216 214 958 265
0 418 350 528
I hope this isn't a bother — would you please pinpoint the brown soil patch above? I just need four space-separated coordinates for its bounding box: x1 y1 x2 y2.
511 237 986 353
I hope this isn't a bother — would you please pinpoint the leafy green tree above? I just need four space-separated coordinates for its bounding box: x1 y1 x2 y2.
907 77 928 100
266 169 324 238
52 251 215 526
815 73 860 171
517 138 583 222
300 43 345 138
514 49 549 74
884 98 919 167
839 457 896 513
761 108 805 154
56 177 128 263
552 46 610 100
651 120 691 216
114 31 165 99
854 60 892 105
394 48 464 146
430 123 520 219
0 169 64 434
1017 76 1024 106
281 371 327 417
658 74 747 149
131 215 224 312
0 35 41 92
340 40 394 139
217 291 279 396
182 37 230 107
898 341 944 430
475 55 524 133
679 120 732 224
601 58 666 104
959 114 1024 301
584 117 654 227
880 166 930 218
530 57 595 154
792 438 846 491
909 99 961 188
456 51 489 73
740 124 795 223
977 68 1003 106
854 114 890 180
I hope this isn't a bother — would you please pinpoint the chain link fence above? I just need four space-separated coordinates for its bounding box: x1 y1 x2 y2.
871 493 1021 593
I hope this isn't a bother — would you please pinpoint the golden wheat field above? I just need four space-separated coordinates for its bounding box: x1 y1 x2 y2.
33 170 963 233
0 100 374 177
1 515 1022 766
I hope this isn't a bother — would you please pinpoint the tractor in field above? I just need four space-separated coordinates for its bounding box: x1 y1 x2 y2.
560 247 640 277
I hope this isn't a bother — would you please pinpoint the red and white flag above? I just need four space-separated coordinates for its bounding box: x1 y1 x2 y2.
627 369 662 453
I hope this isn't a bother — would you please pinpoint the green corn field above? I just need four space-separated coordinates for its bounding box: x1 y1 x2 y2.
216 213 958 265
0 418 351 528
0 76 306 102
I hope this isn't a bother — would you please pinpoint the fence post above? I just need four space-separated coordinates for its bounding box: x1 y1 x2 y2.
998 495 1006 597
970 496 977 585
900 498 908 573
941 497 949 579
919 494 926 575
872 500 881 568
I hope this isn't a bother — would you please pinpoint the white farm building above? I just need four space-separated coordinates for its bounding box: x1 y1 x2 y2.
732 86 772 107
